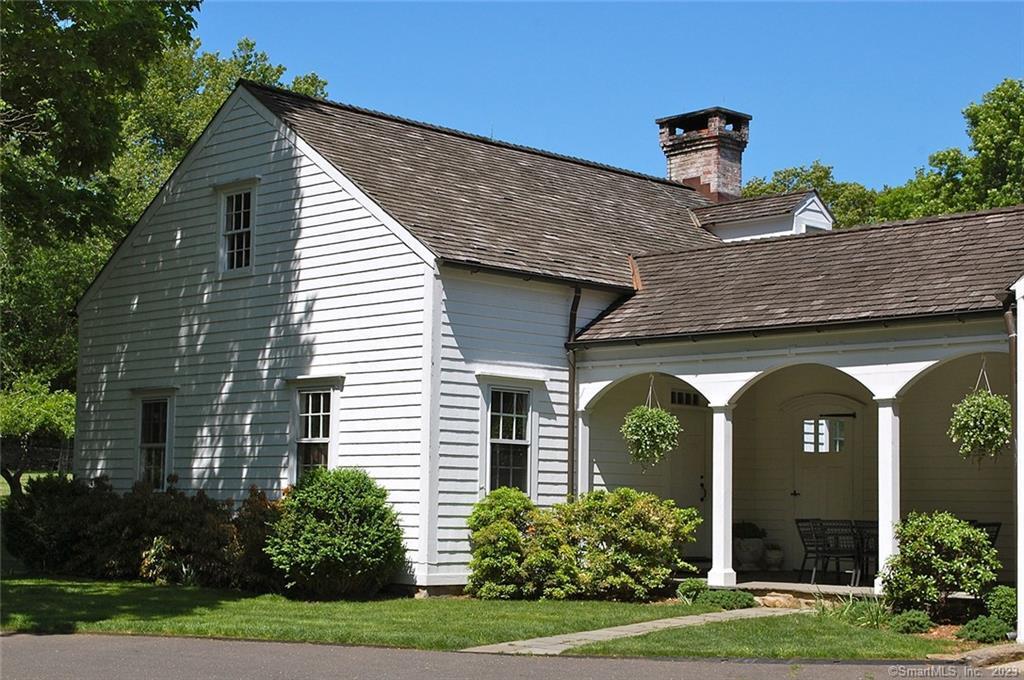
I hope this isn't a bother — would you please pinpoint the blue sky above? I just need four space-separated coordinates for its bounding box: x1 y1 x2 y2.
195 2 1023 189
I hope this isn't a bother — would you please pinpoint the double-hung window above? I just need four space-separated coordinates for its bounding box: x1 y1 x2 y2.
297 390 331 478
488 389 530 493
139 399 169 488
222 190 252 271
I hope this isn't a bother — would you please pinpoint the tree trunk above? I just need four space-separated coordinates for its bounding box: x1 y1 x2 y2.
1 466 24 497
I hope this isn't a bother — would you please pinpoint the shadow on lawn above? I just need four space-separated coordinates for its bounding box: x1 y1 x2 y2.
0 579 247 635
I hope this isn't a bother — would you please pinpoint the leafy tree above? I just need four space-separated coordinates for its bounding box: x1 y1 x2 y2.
0 374 76 495
0 0 200 177
1 31 327 390
875 78 1024 221
110 38 328 223
745 79 1024 228
742 161 878 228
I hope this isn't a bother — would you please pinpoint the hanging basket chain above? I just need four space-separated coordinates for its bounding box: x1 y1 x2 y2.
645 373 662 409
974 356 992 393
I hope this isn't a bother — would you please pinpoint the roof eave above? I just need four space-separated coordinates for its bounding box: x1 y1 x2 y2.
569 308 1008 348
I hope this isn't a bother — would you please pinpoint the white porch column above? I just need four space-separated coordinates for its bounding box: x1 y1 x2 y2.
576 409 591 495
1013 278 1023 643
708 404 736 587
876 397 901 593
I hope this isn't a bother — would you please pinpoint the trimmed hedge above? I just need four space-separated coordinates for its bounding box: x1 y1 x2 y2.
694 589 757 610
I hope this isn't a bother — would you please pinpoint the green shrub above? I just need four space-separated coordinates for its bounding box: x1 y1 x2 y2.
956 615 1011 643
694 589 757 610
882 511 1000 616
531 488 700 601
464 487 701 602
265 468 406 600
228 486 284 593
889 610 933 634
2 474 120 575
97 483 234 585
676 577 709 604
464 487 535 599
985 585 1016 628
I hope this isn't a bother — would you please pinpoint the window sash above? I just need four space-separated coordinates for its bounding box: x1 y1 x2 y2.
487 389 531 492
802 416 848 454
296 390 331 478
139 400 169 488
223 190 252 270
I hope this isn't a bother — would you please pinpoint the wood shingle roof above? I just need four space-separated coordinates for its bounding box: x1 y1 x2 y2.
244 80 720 289
576 206 1024 343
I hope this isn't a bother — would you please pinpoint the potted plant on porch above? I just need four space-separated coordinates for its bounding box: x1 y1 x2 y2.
763 541 784 570
733 521 767 571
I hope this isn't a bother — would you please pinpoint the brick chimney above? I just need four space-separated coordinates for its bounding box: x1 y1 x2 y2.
657 107 751 202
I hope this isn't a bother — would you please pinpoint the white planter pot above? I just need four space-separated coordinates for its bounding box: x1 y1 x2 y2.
733 538 765 571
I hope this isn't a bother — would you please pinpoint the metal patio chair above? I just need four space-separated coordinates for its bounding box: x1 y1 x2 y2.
795 518 828 584
819 519 861 586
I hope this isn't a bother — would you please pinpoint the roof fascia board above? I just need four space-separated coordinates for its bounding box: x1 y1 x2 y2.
436 258 633 294
239 87 436 266
77 89 251 311
570 309 1007 348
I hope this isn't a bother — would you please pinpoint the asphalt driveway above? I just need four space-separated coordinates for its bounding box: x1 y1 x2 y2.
1 633 1000 680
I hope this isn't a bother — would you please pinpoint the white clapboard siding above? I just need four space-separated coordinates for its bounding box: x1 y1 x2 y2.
432 269 619 577
75 92 431 564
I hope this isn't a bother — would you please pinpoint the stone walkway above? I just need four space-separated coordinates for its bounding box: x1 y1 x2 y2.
461 606 804 655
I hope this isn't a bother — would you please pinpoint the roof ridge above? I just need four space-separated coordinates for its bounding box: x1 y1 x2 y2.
634 203 1024 261
239 79 710 198
691 190 813 212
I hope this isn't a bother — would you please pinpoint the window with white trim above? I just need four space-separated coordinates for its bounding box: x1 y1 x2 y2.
802 416 850 454
139 399 169 488
222 190 252 271
488 388 530 492
297 390 331 478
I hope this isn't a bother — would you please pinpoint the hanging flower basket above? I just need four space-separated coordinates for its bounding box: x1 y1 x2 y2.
948 389 1013 463
621 404 680 469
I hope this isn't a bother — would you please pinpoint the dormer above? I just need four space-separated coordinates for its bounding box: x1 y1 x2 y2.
691 190 834 242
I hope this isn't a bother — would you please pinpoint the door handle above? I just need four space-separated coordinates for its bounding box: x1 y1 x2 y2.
790 490 801 497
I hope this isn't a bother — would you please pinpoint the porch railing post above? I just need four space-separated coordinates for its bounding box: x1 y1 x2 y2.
875 397 901 594
708 404 736 587
1012 278 1023 644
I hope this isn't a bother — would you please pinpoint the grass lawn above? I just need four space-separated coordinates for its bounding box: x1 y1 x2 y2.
0 578 715 651
0 471 66 498
566 613 963 660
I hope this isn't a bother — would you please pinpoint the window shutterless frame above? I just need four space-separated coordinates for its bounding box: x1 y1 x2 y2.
285 376 344 485
216 182 257 276
137 397 172 489
484 387 534 496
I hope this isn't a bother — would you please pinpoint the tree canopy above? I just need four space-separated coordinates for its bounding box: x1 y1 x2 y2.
1 29 327 392
744 78 1024 228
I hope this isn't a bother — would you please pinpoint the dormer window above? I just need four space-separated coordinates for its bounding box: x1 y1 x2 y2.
221 189 253 272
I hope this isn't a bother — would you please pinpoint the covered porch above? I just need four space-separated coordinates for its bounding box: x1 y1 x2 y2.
575 321 1017 594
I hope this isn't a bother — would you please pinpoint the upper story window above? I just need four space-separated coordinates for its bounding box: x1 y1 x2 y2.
802 416 849 454
488 388 530 493
297 390 331 479
222 190 252 272
140 399 170 488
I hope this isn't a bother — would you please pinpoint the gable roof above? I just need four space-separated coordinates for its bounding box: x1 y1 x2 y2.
576 205 1024 344
242 80 721 289
691 190 820 226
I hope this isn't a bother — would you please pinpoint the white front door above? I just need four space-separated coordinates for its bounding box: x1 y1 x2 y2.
793 414 856 519
670 407 712 559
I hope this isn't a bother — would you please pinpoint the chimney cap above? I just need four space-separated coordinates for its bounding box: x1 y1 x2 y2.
655 106 752 127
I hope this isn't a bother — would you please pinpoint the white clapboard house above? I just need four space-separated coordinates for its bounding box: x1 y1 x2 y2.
76 81 1024 611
